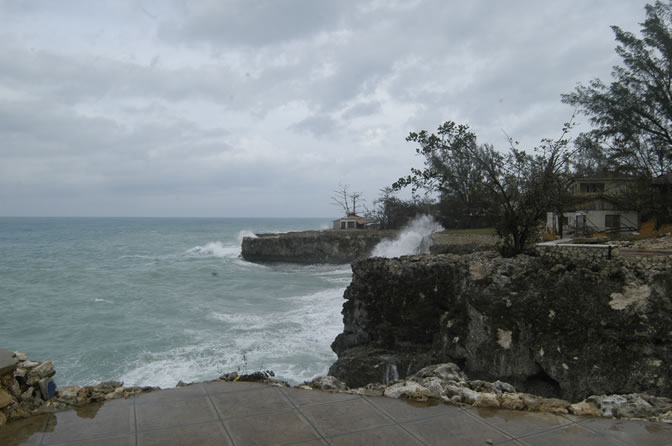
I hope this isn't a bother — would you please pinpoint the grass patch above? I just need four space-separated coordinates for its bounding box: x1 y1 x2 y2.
438 228 496 235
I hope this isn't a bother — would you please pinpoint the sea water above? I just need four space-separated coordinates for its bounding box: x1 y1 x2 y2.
0 217 350 388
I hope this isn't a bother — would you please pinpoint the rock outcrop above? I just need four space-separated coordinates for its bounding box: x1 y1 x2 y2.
329 252 672 402
311 363 672 422
0 351 157 425
241 230 397 264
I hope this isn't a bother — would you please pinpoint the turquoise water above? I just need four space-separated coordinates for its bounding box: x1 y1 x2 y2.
0 217 350 388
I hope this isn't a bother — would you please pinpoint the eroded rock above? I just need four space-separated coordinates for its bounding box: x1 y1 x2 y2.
330 253 672 402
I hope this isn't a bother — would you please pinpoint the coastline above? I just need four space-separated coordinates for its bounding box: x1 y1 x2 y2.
2 350 671 426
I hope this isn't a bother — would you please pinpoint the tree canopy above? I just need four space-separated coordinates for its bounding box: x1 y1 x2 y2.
394 121 575 256
562 0 672 178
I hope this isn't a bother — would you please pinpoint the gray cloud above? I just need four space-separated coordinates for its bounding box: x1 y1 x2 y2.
0 0 652 217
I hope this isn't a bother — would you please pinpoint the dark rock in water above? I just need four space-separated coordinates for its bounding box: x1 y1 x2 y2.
236 370 275 382
241 230 397 264
329 253 672 402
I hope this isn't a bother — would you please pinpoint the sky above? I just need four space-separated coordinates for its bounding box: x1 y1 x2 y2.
0 0 651 217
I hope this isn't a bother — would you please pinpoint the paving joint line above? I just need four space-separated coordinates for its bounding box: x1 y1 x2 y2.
458 405 522 442
203 388 237 446
37 412 52 446
278 386 332 444
132 394 138 446
361 396 430 446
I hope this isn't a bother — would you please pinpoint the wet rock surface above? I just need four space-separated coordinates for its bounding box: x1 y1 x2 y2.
317 362 672 423
0 352 157 425
330 252 672 402
241 230 397 263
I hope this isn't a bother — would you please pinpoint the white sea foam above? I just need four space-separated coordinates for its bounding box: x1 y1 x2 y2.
94 298 113 304
237 230 258 242
184 241 239 258
118 344 235 389
371 215 443 258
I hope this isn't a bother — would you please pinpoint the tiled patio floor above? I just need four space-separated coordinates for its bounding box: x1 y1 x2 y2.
1 381 670 445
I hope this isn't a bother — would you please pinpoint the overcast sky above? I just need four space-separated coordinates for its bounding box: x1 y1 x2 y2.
0 0 650 217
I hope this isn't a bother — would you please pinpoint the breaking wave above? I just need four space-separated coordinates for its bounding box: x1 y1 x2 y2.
371 215 443 258
184 241 239 258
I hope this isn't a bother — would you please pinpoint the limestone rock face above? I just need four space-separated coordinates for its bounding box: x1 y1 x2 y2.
241 230 396 264
329 253 672 402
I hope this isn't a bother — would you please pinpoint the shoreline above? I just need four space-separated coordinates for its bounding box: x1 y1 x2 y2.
2 351 671 426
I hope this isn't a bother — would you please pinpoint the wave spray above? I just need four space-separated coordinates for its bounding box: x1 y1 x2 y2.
371 215 443 258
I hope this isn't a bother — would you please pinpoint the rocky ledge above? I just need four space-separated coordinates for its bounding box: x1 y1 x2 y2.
0 350 157 425
309 363 672 423
241 229 397 263
329 252 672 403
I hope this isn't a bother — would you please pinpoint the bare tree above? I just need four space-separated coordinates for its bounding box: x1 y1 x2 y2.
331 184 365 215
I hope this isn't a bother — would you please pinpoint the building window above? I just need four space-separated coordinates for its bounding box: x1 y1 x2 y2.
605 214 621 228
579 182 605 193
347 221 355 229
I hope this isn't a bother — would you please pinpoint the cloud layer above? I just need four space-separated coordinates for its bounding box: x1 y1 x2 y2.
0 0 649 217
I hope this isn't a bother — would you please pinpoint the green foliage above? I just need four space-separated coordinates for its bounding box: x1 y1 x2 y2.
394 121 576 256
392 122 497 229
563 1 672 178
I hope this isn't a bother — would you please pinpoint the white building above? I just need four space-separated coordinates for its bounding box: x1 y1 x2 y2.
546 175 639 237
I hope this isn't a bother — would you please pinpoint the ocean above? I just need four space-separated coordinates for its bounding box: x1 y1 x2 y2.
0 217 351 388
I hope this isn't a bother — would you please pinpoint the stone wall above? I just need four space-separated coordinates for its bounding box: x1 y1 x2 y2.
329 253 672 402
536 243 615 262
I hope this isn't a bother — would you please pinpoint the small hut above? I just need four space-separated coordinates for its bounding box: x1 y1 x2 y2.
332 213 373 230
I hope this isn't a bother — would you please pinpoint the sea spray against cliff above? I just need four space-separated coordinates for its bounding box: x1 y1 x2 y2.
371 215 443 258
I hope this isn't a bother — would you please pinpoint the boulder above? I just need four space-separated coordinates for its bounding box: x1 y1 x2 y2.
383 381 432 399
569 401 601 417
473 392 500 408
0 389 14 409
27 361 55 379
305 376 346 392
0 349 17 376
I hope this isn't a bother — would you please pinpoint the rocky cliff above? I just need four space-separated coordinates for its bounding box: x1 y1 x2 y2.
241 230 397 264
329 252 672 402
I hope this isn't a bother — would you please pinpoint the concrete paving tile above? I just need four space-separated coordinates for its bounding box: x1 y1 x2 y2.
203 380 271 395
135 396 218 431
367 395 462 422
41 400 134 445
577 417 672 446
133 383 206 404
281 387 360 407
328 425 425 446
518 423 613 446
466 407 573 438
284 440 329 446
224 409 320 445
45 434 135 446
209 386 292 418
300 398 392 437
137 420 232 446
0 413 49 446
403 411 513 445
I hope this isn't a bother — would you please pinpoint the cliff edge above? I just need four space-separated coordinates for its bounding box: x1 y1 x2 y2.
241 230 397 264
329 252 672 402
